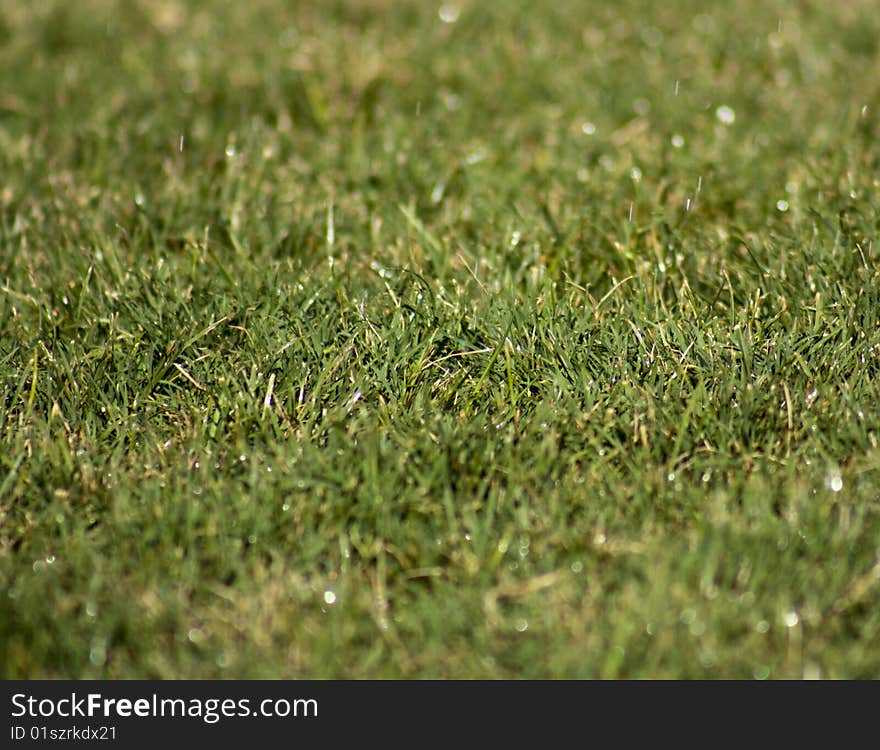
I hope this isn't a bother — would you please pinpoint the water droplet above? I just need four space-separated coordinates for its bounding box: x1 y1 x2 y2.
323 590 337 605
581 121 596 135
755 620 770 633
570 560 583 573
514 618 529 632
89 639 107 666
630 166 642 182
782 610 799 628
45 555 55 565
671 134 684 148
438 4 460 23
715 105 736 125
225 144 236 157
827 473 843 492
465 147 487 165
776 199 789 212
442 92 460 111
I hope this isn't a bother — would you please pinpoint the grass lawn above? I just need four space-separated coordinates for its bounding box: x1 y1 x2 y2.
1 0 879 679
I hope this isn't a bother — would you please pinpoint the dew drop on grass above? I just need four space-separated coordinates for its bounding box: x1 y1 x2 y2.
438 4 460 23
89 641 107 666
827 473 843 492
581 121 596 135
465 147 487 165
671 134 684 148
514 619 528 632
782 610 799 628
776 199 789 212
715 105 736 125
633 98 650 116
323 590 337 605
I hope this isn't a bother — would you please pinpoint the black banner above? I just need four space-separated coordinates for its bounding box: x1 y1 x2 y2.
2 681 876 747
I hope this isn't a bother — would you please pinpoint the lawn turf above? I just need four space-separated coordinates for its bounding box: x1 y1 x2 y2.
1 0 879 678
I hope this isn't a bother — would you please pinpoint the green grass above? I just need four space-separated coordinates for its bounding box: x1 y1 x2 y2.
1 0 879 679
